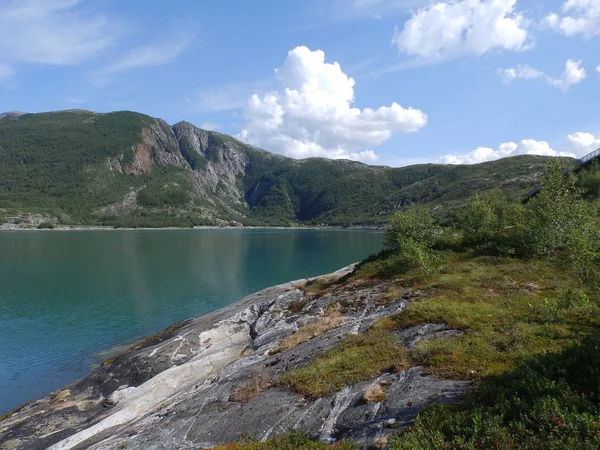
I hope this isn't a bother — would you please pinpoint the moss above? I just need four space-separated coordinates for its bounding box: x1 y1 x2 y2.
212 432 356 449
364 255 599 380
275 328 409 399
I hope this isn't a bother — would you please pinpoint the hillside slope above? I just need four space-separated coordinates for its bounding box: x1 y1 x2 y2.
0 110 564 227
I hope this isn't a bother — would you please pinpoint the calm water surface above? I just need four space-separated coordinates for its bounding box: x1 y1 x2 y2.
0 229 382 413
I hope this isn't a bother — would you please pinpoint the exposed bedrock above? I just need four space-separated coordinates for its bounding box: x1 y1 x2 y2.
0 266 467 450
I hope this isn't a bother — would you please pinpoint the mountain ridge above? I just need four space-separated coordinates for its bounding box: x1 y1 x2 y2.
0 109 566 228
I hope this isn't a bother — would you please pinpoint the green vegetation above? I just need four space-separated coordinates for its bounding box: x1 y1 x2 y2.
384 205 442 274
389 336 600 449
350 159 600 448
212 432 355 449
243 154 558 226
37 221 54 229
266 159 600 448
276 327 409 399
0 110 570 227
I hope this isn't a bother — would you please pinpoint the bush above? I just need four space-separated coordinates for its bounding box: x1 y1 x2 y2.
384 205 442 273
460 191 524 249
37 221 55 229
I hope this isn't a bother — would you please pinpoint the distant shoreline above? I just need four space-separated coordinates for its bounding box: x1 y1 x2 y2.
0 224 385 232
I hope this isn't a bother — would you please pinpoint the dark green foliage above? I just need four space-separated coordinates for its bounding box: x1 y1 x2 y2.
0 110 575 227
521 159 596 258
0 110 154 221
136 171 192 207
243 153 555 226
390 335 600 450
176 138 208 171
37 221 54 229
460 192 524 247
579 160 600 199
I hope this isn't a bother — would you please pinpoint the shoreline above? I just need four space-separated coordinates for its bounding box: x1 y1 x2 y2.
0 265 354 419
0 224 385 232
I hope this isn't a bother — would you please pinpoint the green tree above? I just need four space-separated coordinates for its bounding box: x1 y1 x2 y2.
384 205 441 272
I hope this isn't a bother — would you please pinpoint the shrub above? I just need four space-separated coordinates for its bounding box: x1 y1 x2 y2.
389 335 600 450
460 191 524 250
37 221 55 229
384 205 442 273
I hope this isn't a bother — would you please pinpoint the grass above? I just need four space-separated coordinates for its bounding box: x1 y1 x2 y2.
229 374 272 403
361 254 600 380
274 253 600 399
343 247 600 449
389 334 600 449
363 383 387 403
212 432 356 449
275 327 409 399
269 311 343 355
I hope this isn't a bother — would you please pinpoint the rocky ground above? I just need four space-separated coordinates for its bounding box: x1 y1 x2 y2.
0 266 466 450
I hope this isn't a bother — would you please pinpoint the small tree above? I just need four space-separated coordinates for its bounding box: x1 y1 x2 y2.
460 191 524 250
384 205 441 273
523 159 595 257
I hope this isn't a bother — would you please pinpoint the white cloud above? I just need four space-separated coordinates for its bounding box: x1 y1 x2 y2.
498 59 587 91
200 122 220 131
566 132 600 156
98 29 195 76
237 46 427 163
596 65 600 76
440 139 575 164
544 0 600 38
0 0 118 69
392 0 530 60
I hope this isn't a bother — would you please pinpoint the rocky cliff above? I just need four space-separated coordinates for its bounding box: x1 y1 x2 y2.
0 266 466 449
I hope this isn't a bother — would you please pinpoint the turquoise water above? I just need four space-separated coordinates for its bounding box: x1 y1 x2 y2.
0 229 382 414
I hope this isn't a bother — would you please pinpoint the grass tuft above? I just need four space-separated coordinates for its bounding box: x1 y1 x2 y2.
211 432 356 449
275 328 409 399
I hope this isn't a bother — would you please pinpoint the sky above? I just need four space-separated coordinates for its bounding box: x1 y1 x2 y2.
0 0 599 167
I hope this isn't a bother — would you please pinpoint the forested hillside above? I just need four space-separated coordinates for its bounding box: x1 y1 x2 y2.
0 110 569 228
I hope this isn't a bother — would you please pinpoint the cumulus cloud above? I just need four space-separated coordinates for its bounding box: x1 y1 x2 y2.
0 0 119 73
566 132 600 156
498 59 587 91
440 139 575 165
544 0 600 38
596 64 600 76
237 46 427 163
392 0 530 60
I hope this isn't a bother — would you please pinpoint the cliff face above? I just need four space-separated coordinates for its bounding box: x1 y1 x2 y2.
172 121 250 210
0 266 466 450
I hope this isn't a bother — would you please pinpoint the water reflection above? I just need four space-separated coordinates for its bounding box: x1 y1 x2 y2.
0 229 382 414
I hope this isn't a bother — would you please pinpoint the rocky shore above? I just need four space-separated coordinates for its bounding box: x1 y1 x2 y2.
0 265 465 450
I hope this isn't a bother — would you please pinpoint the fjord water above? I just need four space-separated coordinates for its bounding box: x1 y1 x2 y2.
0 229 382 414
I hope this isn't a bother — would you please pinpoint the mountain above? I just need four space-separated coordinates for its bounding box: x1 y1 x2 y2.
0 110 563 227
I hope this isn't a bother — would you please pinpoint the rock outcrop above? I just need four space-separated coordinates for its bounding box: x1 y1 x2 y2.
0 266 467 450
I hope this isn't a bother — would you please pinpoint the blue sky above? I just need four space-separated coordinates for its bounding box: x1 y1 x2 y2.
0 0 599 166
